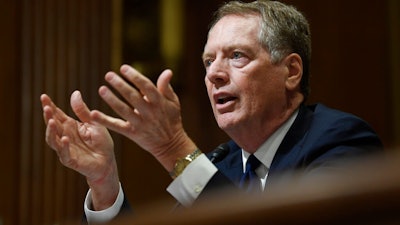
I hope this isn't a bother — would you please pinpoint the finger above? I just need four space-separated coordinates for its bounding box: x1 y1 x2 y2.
42 105 53 125
57 136 73 168
45 119 75 168
157 69 178 101
70 90 91 123
104 71 147 111
41 94 57 125
40 94 68 125
45 119 63 151
119 65 160 103
40 94 52 108
90 109 133 138
98 85 141 123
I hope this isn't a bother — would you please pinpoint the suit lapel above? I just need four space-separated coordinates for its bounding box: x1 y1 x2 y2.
212 105 315 187
269 105 314 173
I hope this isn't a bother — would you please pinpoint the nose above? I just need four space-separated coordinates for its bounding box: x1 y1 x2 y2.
205 58 229 88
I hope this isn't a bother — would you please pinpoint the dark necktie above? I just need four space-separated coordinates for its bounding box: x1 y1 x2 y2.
239 154 262 192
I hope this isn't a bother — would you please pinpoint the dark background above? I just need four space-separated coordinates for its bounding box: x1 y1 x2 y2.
1 0 399 224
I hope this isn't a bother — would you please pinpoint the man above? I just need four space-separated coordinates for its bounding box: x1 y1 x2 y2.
41 0 382 224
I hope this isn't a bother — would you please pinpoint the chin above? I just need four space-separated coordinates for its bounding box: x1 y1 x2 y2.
217 118 238 133
216 110 244 129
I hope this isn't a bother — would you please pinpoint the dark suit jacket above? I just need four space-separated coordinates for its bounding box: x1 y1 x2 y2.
94 103 382 221
202 103 383 195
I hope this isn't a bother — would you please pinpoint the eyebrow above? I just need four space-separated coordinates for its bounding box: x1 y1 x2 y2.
201 52 212 61
202 44 256 61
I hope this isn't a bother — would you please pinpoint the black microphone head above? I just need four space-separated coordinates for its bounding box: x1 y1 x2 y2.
210 143 230 163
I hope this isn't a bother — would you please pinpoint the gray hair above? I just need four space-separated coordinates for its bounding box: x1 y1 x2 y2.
209 0 311 101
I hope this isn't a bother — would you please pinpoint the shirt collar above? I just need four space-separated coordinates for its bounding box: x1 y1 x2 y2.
241 109 299 172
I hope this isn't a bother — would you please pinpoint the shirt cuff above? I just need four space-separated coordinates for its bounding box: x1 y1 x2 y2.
84 182 124 224
166 154 218 207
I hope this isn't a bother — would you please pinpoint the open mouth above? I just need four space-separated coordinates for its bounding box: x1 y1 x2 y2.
217 96 237 104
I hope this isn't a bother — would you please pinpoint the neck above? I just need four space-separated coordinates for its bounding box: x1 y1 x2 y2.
228 95 303 153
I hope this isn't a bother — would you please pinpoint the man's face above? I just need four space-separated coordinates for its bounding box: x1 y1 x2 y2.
203 15 289 134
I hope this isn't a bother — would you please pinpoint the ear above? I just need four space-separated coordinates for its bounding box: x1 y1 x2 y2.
284 53 303 91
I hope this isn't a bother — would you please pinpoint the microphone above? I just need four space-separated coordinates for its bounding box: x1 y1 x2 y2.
210 143 230 163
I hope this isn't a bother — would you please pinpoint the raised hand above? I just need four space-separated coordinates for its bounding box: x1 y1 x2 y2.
41 91 119 210
90 65 197 172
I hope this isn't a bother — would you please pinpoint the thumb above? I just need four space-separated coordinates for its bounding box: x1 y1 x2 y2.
157 69 177 101
70 90 91 123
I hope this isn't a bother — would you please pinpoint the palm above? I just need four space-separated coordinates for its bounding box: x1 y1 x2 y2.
59 117 114 180
41 92 115 182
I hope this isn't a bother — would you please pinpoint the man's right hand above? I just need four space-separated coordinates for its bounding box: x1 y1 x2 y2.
41 91 120 211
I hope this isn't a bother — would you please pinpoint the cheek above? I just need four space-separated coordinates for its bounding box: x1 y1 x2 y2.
243 87 261 111
243 75 280 107
204 79 211 93
204 80 214 102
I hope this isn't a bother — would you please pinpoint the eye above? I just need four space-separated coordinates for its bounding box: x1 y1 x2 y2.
232 51 243 59
203 58 214 67
230 51 249 68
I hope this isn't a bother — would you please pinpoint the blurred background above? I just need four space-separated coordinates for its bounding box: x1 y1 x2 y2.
0 0 399 224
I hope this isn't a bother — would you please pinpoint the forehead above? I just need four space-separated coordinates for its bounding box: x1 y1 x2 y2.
205 14 261 51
